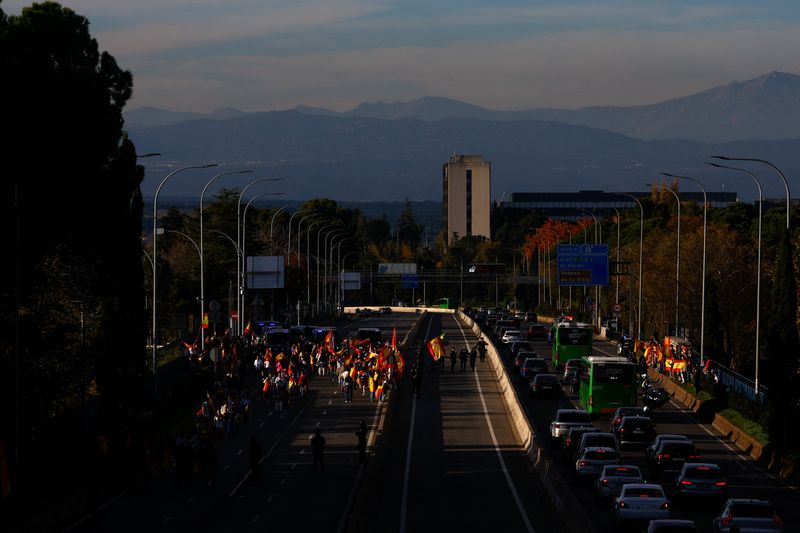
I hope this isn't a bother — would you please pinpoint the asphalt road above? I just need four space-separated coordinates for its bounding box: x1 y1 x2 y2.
368 312 563 533
66 313 420 533
485 320 800 533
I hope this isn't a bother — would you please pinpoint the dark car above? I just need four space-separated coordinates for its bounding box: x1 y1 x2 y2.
713 498 783 533
647 519 698 533
509 340 534 356
515 350 539 368
530 373 561 397
486 317 498 328
615 415 657 449
527 323 548 340
610 406 647 433
524 311 538 323
520 358 548 381
674 463 728 503
648 440 701 480
562 426 601 462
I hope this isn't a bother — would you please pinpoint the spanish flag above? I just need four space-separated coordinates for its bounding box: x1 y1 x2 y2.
325 330 335 352
427 333 446 361
391 327 397 351
243 321 252 336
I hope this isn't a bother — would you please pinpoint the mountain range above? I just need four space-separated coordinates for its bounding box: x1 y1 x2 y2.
125 72 800 202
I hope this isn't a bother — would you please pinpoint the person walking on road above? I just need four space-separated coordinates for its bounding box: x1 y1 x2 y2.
411 364 423 399
355 420 368 465
311 428 326 473
477 337 487 363
450 348 457 372
248 434 262 481
469 347 477 372
459 347 469 371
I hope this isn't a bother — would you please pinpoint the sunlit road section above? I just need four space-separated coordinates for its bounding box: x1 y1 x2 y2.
368 313 561 533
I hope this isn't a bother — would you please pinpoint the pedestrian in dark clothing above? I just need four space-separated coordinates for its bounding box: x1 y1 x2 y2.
355 420 368 465
438 352 445 371
311 428 326 473
469 348 477 372
450 348 457 372
248 434 262 481
477 338 487 363
344 373 354 403
459 347 469 371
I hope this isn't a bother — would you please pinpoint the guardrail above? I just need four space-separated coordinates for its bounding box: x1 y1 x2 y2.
456 311 597 533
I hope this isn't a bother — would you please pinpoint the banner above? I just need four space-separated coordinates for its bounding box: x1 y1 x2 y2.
427 334 446 361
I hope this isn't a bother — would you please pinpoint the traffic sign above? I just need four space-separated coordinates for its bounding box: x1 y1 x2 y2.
613 303 622 313
557 244 610 286
585 296 593 305
209 300 221 312
230 310 239 320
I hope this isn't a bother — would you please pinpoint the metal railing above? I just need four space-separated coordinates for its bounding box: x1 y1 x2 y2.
709 360 769 407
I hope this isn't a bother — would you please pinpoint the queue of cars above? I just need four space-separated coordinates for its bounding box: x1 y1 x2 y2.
471 310 786 533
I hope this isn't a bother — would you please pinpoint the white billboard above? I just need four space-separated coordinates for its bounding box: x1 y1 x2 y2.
246 256 285 289
378 263 417 275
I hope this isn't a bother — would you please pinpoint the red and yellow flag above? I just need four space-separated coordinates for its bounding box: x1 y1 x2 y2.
391 327 397 351
243 321 252 335
325 330 335 352
427 334 446 361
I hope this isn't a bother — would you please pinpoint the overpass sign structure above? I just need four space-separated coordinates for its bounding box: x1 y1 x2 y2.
557 244 609 286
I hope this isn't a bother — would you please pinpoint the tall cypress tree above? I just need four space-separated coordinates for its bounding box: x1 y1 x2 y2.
765 228 800 448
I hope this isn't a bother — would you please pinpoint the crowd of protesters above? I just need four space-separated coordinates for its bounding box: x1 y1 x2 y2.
149 325 407 488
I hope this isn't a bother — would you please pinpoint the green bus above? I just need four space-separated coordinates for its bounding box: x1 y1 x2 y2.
550 322 593 367
578 356 637 415
434 297 454 309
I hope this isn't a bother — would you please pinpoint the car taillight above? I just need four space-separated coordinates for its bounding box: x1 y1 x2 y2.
580 460 589 466
600 479 609 486
657 453 670 460
720 516 732 526
619 428 626 433
680 480 694 485
688 455 701 460
714 481 727 487
617 501 628 509
660 501 670 510
589 395 593 406
774 516 783 527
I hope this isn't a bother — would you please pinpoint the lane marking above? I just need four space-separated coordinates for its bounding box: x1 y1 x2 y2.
323 410 327 415
400 314 432 533
251 514 260 523
229 401 310 497
300 449 305 455
162 517 172 525
453 314 536 533
280 479 286 486
328 400 333 405
224 464 230 471
185 496 195 504
268 495 275 504
237 449 243 456
291 463 297 470
259 422 264 428
316 421 321 427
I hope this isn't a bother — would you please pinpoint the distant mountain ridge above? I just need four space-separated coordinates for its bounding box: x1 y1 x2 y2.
124 72 800 142
126 109 800 202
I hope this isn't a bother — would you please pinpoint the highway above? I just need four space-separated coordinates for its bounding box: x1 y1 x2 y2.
365 312 562 533
483 318 799 533
67 313 421 533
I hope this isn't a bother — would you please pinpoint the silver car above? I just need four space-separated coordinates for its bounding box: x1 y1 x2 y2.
550 409 592 440
595 464 644 499
574 446 620 479
713 498 783 532
613 483 671 525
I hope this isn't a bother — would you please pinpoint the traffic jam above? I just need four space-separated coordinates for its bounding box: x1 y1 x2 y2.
467 308 788 533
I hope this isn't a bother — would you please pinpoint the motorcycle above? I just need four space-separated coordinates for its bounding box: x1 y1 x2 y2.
640 374 672 414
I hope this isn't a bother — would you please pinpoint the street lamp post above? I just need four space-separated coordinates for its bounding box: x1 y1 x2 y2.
329 235 350 310
616 194 644 338
269 205 293 241
649 183 681 337
579 209 601 327
322 230 346 314
209 229 241 331
707 162 764 393
200 169 253 350
236 177 283 334
162 229 203 341
663 173 707 364
339 251 359 311
305 219 330 305
152 163 218 395
711 156 791 230
314 223 338 313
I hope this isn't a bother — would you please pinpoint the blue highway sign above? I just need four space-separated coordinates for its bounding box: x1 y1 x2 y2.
557 244 609 286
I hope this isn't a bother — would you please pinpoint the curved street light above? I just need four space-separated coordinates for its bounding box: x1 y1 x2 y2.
707 162 763 394
152 163 219 396
648 182 681 338
321 229 347 314
269 205 293 241
663 173 707 364
616 193 645 338
199 169 253 350
162 229 203 343
710 156 791 230
236 177 283 334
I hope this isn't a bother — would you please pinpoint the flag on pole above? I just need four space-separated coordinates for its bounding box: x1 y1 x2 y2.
325 330 335 352
427 333 446 361
202 313 209 329
391 327 397 351
243 321 252 335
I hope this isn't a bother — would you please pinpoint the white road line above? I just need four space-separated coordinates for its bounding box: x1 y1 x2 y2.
224 464 230 471
251 514 260 523
328 400 333 405
316 421 321 427
280 479 286 486
453 314 536 533
229 401 310 497
185 496 195 504
268 495 275 503
291 463 297 470
162 517 172 525
259 422 264 428
300 449 306 454
400 315 432 533
237 449 243 456
323 410 327 415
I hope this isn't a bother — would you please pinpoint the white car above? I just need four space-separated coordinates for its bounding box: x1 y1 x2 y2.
501 329 521 343
613 483 671 525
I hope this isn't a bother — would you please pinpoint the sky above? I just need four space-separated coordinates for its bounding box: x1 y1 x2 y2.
5 0 800 113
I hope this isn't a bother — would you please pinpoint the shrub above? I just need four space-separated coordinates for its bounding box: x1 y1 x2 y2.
719 408 770 446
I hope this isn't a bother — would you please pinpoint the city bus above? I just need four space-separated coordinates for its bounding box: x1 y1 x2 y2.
434 298 454 309
578 355 637 415
550 322 593 367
